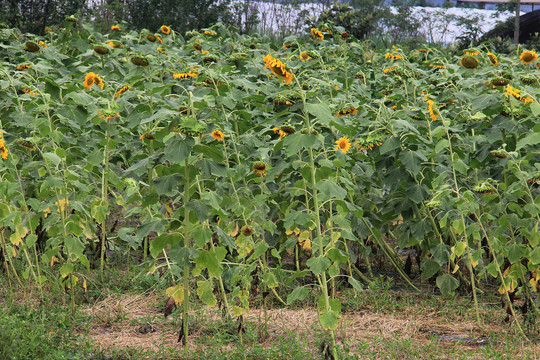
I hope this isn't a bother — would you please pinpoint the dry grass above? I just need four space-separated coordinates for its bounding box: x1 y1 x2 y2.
80 292 540 358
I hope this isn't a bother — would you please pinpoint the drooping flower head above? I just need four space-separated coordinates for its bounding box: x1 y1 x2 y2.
253 161 267 176
520 50 538 65
161 25 171 35
115 85 131 98
263 54 293 84
487 52 498 66
461 56 478 69
335 137 351 153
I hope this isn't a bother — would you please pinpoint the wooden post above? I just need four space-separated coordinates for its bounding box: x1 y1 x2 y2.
514 0 521 45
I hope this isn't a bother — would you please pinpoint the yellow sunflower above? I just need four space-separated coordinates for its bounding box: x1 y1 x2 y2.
335 137 351 153
211 129 225 140
84 72 96 89
487 52 498 66
520 50 538 65
253 162 267 176
262 54 293 84
300 51 310 61
111 25 121 31
310 28 324 40
161 25 171 35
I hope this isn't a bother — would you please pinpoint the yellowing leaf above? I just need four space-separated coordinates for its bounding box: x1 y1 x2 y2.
233 305 245 317
50 256 59 267
229 222 239 237
11 247 17 257
166 284 185 305
301 239 312 251
451 264 459 274
83 279 87 293
331 231 341 243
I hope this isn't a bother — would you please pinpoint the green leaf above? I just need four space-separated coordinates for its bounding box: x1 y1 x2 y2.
316 180 347 202
420 259 440 280
164 137 194 163
193 144 224 162
399 150 420 175
530 247 540 265
436 274 459 296
197 280 217 306
531 102 540 117
59 263 74 278
379 136 400 155
305 102 333 126
263 272 279 288
307 256 331 275
150 233 182 258
348 276 364 292
250 241 269 260
154 174 182 196
516 132 540 151
287 286 309 305
319 309 339 330
507 244 527 264
43 152 61 166
283 133 317 157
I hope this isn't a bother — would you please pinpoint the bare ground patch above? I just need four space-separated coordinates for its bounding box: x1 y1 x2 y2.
81 293 540 358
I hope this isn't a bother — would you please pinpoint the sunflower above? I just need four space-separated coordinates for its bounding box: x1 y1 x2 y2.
111 25 121 31
94 45 109 55
336 108 358 117
310 28 324 40
211 129 225 140
335 137 350 153
487 52 498 66
300 51 310 61
84 72 96 89
520 50 538 65
161 25 171 35
0 133 8 159
461 56 478 69
17 64 30 70
115 85 131 98
204 30 217 36
253 162 267 176
262 54 293 84
242 226 253 236
173 69 198 80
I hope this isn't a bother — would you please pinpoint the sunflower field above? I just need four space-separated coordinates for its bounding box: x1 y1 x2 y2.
1 18 540 357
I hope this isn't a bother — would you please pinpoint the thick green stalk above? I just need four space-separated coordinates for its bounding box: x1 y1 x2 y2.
183 156 190 355
308 146 338 360
100 130 110 282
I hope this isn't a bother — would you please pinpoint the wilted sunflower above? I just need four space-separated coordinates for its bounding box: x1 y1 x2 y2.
336 108 358 117
211 129 225 140
242 226 253 236
146 34 156 42
335 137 351 153
263 54 293 84
461 56 478 69
115 85 131 98
310 28 324 40
520 50 538 65
131 56 149 66
487 52 498 66
173 69 198 80
253 162 267 176
94 45 109 55
161 25 171 35
25 41 40 52
17 64 30 70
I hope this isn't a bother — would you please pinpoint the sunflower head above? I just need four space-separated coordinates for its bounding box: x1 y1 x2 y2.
520 50 538 65
335 137 351 153
24 41 40 52
253 162 267 176
211 129 225 140
242 226 253 236
93 45 109 55
131 56 149 66
161 25 171 35
310 28 324 40
111 25 121 31
146 34 156 42
461 56 478 69
487 52 498 66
